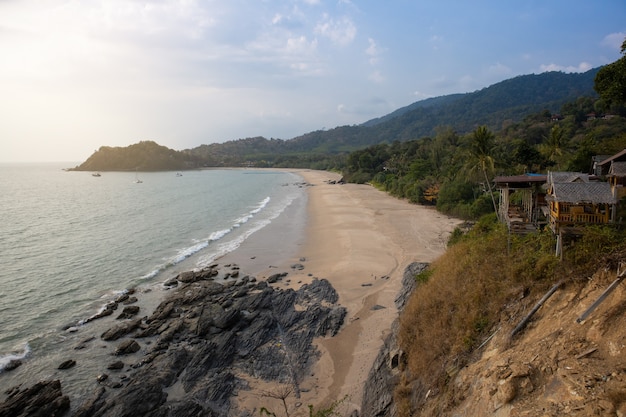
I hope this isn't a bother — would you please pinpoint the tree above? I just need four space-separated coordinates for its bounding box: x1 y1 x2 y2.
540 124 568 169
464 126 499 217
594 38 626 107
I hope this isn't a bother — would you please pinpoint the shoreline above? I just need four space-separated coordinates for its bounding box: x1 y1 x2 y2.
231 169 462 413
0 169 462 416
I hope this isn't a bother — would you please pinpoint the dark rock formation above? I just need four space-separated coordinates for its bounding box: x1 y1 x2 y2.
4 359 22 372
70 274 346 416
0 380 70 417
114 340 140 356
58 360 76 370
361 262 429 417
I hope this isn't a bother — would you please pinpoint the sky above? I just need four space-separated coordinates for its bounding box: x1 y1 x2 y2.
1 1 625 162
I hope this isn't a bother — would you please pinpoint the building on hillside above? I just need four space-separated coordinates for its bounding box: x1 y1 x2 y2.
608 161 626 200
545 171 616 234
595 149 626 176
494 174 547 234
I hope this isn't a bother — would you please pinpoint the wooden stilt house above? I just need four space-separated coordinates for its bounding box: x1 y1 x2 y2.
545 171 616 233
494 174 547 234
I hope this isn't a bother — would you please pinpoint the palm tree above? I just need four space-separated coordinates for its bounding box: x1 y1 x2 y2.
464 126 499 218
540 124 567 169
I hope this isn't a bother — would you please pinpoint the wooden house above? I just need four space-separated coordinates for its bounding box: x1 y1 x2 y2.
545 171 616 233
607 161 626 199
494 174 547 234
596 149 626 176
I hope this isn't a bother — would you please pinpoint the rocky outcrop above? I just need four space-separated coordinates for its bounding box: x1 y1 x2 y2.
360 262 429 417
68 272 346 416
0 380 70 417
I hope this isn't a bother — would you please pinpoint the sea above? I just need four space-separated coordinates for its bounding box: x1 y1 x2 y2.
0 163 307 403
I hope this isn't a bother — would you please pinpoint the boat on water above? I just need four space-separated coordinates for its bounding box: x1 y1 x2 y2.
134 170 143 183
92 172 101 177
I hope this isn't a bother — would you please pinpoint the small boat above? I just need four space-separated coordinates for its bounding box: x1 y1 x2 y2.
134 170 143 183
92 172 101 177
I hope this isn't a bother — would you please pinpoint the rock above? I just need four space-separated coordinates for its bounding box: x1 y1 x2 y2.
395 262 429 310
96 374 109 383
0 380 70 417
101 318 142 341
291 263 305 270
115 339 141 355
59 272 346 416
58 359 76 370
116 305 140 320
267 272 287 283
495 379 517 408
122 296 138 305
177 271 197 283
107 361 125 370
163 277 178 287
361 263 429 417
4 359 22 371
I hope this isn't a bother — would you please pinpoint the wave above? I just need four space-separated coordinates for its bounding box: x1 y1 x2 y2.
75 192 296 326
0 343 31 373
196 192 298 268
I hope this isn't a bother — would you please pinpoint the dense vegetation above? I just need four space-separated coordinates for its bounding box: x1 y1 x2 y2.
342 103 626 219
71 141 200 171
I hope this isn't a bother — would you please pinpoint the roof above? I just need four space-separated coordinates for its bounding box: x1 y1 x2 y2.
548 171 591 184
494 174 547 187
609 161 626 177
598 149 626 167
548 182 616 204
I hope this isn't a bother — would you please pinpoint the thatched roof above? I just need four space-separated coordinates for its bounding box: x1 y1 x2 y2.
608 161 626 177
598 149 626 167
547 182 616 204
548 171 591 184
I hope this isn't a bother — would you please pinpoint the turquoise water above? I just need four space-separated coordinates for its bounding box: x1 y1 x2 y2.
0 164 305 393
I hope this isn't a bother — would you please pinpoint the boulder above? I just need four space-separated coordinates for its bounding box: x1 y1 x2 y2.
115 339 141 355
116 305 140 320
101 318 142 341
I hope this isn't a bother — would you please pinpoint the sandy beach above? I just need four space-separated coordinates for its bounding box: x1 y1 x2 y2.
231 169 462 415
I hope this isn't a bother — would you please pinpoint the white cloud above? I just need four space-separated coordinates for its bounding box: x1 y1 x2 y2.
314 14 356 46
601 32 625 50
369 70 385 83
366 37 383 65
539 62 592 73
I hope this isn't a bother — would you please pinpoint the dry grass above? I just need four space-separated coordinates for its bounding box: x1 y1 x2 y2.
395 220 626 416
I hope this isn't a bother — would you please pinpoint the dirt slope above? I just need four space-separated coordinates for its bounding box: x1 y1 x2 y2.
430 267 626 417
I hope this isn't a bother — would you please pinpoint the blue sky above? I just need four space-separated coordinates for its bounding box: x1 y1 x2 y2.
1 0 625 162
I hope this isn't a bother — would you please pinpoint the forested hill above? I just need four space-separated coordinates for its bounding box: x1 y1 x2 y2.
361 69 599 129
72 68 599 171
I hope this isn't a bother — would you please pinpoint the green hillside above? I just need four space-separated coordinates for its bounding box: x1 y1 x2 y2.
72 68 602 171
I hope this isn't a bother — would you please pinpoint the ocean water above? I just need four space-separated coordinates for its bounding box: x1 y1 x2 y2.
0 163 306 399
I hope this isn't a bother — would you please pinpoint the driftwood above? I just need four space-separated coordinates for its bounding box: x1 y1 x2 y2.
576 266 626 323
511 280 564 338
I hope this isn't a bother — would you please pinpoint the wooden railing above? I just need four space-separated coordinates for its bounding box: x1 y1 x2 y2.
554 212 608 224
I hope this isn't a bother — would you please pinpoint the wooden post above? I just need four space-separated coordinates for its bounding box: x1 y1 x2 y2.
510 280 564 338
576 267 626 323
